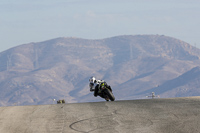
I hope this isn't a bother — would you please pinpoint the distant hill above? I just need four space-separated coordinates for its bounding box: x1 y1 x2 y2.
0 35 200 106
142 66 200 98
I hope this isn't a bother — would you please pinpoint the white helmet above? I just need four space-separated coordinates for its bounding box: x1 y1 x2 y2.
89 76 96 83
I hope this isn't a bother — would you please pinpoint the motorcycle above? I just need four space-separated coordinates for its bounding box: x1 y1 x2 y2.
97 83 115 101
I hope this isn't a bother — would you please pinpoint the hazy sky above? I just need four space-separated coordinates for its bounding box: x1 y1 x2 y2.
0 0 200 52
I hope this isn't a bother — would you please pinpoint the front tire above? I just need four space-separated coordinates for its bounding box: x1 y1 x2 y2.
105 89 115 101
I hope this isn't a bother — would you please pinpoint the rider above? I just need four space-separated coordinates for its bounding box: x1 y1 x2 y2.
89 76 112 98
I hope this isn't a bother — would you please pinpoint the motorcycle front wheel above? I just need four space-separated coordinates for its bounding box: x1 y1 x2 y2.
105 89 115 101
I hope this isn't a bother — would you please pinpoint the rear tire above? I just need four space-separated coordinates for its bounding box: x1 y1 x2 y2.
105 89 115 101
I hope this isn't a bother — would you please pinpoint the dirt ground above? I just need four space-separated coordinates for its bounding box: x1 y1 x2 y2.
0 97 200 133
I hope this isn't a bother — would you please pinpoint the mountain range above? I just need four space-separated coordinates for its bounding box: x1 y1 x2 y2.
0 35 200 106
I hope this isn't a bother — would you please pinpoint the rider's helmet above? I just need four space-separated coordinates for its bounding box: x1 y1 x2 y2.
89 76 96 88
89 76 96 83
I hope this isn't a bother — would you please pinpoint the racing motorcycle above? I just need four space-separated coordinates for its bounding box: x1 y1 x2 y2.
97 82 115 101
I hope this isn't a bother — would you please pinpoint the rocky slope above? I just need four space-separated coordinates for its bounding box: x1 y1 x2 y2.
0 35 200 106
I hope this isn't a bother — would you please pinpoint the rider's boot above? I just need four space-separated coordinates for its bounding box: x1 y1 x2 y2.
105 96 109 101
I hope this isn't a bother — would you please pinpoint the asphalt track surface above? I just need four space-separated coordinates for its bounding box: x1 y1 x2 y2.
0 97 200 133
